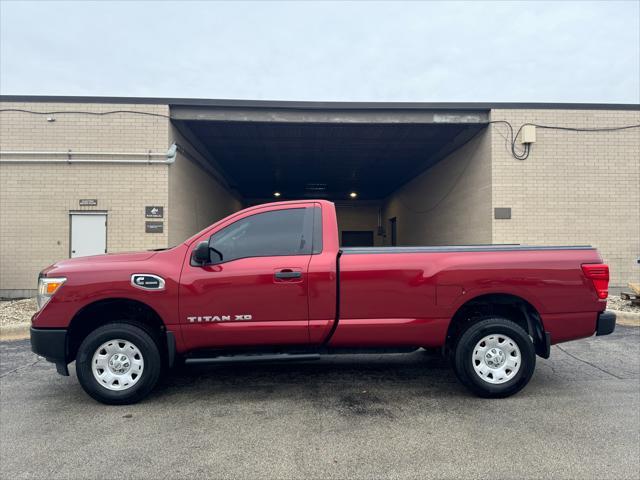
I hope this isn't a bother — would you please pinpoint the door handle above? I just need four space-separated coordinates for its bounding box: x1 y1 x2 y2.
275 270 302 279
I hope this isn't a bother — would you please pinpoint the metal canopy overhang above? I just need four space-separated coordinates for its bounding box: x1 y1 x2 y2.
4 95 638 111
170 105 489 124
170 103 489 201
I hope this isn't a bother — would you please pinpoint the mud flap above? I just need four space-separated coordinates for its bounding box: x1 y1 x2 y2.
536 332 551 359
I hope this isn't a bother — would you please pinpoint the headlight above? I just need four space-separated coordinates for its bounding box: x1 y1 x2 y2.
37 276 66 310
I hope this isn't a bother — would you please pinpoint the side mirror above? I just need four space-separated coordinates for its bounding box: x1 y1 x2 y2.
192 241 210 265
192 241 224 266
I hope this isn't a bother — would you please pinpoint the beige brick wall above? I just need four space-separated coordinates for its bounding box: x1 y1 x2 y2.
490 109 640 287
167 124 243 246
0 163 169 291
2 100 637 293
0 101 169 151
0 102 171 294
381 129 493 246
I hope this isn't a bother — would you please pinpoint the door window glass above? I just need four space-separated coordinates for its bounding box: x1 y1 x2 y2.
210 208 312 262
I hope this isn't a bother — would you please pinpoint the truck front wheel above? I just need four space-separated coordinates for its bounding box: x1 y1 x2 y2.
76 323 161 405
452 317 536 398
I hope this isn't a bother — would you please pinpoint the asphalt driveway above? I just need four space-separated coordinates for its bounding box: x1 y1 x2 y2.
1 327 639 480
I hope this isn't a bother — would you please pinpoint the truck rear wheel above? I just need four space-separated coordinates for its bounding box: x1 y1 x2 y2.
76 323 161 405
452 317 536 398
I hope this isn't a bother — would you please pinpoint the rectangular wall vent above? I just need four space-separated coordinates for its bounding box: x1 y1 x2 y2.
494 208 512 219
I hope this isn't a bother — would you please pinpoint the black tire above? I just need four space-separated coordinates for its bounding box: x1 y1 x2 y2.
452 317 536 398
76 323 161 405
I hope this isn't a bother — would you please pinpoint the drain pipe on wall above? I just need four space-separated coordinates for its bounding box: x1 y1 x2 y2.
0 144 177 164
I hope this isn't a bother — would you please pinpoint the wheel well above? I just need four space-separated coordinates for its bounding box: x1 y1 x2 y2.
67 298 166 362
446 294 547 357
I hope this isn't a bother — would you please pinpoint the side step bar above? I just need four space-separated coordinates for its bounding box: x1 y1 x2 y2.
184 353 321 365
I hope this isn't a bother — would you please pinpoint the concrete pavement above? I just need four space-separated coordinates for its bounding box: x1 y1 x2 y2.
1 327 639 479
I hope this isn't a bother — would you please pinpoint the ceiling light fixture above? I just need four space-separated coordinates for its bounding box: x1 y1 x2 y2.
349 192 358 199
273 192 281 197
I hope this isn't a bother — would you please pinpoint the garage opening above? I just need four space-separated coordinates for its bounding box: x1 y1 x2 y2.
170 101 490 247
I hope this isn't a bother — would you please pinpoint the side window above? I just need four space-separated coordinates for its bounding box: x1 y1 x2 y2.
312 206 323 254
210 208 313 262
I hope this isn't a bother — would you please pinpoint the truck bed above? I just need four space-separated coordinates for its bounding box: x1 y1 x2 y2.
335 244 604 348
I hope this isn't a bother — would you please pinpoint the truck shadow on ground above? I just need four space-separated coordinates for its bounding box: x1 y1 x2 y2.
147 333 634 407
153 350 468 404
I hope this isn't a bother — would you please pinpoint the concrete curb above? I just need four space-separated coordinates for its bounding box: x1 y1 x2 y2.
610 310 640 327
0 323 30 341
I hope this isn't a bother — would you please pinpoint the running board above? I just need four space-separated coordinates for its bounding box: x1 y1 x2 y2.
184 353 321 365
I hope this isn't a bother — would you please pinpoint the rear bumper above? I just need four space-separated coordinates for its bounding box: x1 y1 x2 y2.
596 311 616 336
30 327 69 375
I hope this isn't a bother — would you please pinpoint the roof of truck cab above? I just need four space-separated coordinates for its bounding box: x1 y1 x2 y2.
182 199 333 246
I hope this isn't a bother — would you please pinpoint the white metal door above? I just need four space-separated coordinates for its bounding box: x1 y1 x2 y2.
70 214 107 258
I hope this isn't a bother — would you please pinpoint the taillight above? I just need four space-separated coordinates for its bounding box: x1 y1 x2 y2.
581 264 609 299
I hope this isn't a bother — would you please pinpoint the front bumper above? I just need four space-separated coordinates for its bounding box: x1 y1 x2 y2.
596 311 616 336
30 327 69 375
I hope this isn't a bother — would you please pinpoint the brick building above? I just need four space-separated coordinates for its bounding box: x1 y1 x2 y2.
0 96 638 297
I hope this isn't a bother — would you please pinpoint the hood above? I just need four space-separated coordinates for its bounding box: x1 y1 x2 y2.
42 251 157 275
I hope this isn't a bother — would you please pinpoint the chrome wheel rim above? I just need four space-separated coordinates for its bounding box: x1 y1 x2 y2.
472 333 521 384
91 339 144 391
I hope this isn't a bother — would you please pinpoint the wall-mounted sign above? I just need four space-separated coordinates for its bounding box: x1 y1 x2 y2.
145 206 164 218
145 221 164 233
79 199 98 207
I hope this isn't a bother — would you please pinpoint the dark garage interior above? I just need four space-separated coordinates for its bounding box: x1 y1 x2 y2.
170 101 489 246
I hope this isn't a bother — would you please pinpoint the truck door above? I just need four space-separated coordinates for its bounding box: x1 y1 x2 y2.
179 206 315 350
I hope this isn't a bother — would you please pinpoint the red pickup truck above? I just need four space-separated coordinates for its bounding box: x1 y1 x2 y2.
31 200 616 404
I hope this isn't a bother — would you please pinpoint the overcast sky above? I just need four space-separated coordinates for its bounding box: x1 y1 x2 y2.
1 0 639 103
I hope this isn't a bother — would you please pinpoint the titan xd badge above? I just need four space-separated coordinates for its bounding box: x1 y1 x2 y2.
187 315 253 323
130 274 165 290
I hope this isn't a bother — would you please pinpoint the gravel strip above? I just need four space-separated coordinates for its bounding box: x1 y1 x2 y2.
607 294 640 313
0 298 37 327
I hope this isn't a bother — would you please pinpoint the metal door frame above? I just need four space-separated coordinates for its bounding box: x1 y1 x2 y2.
389 217 397 246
